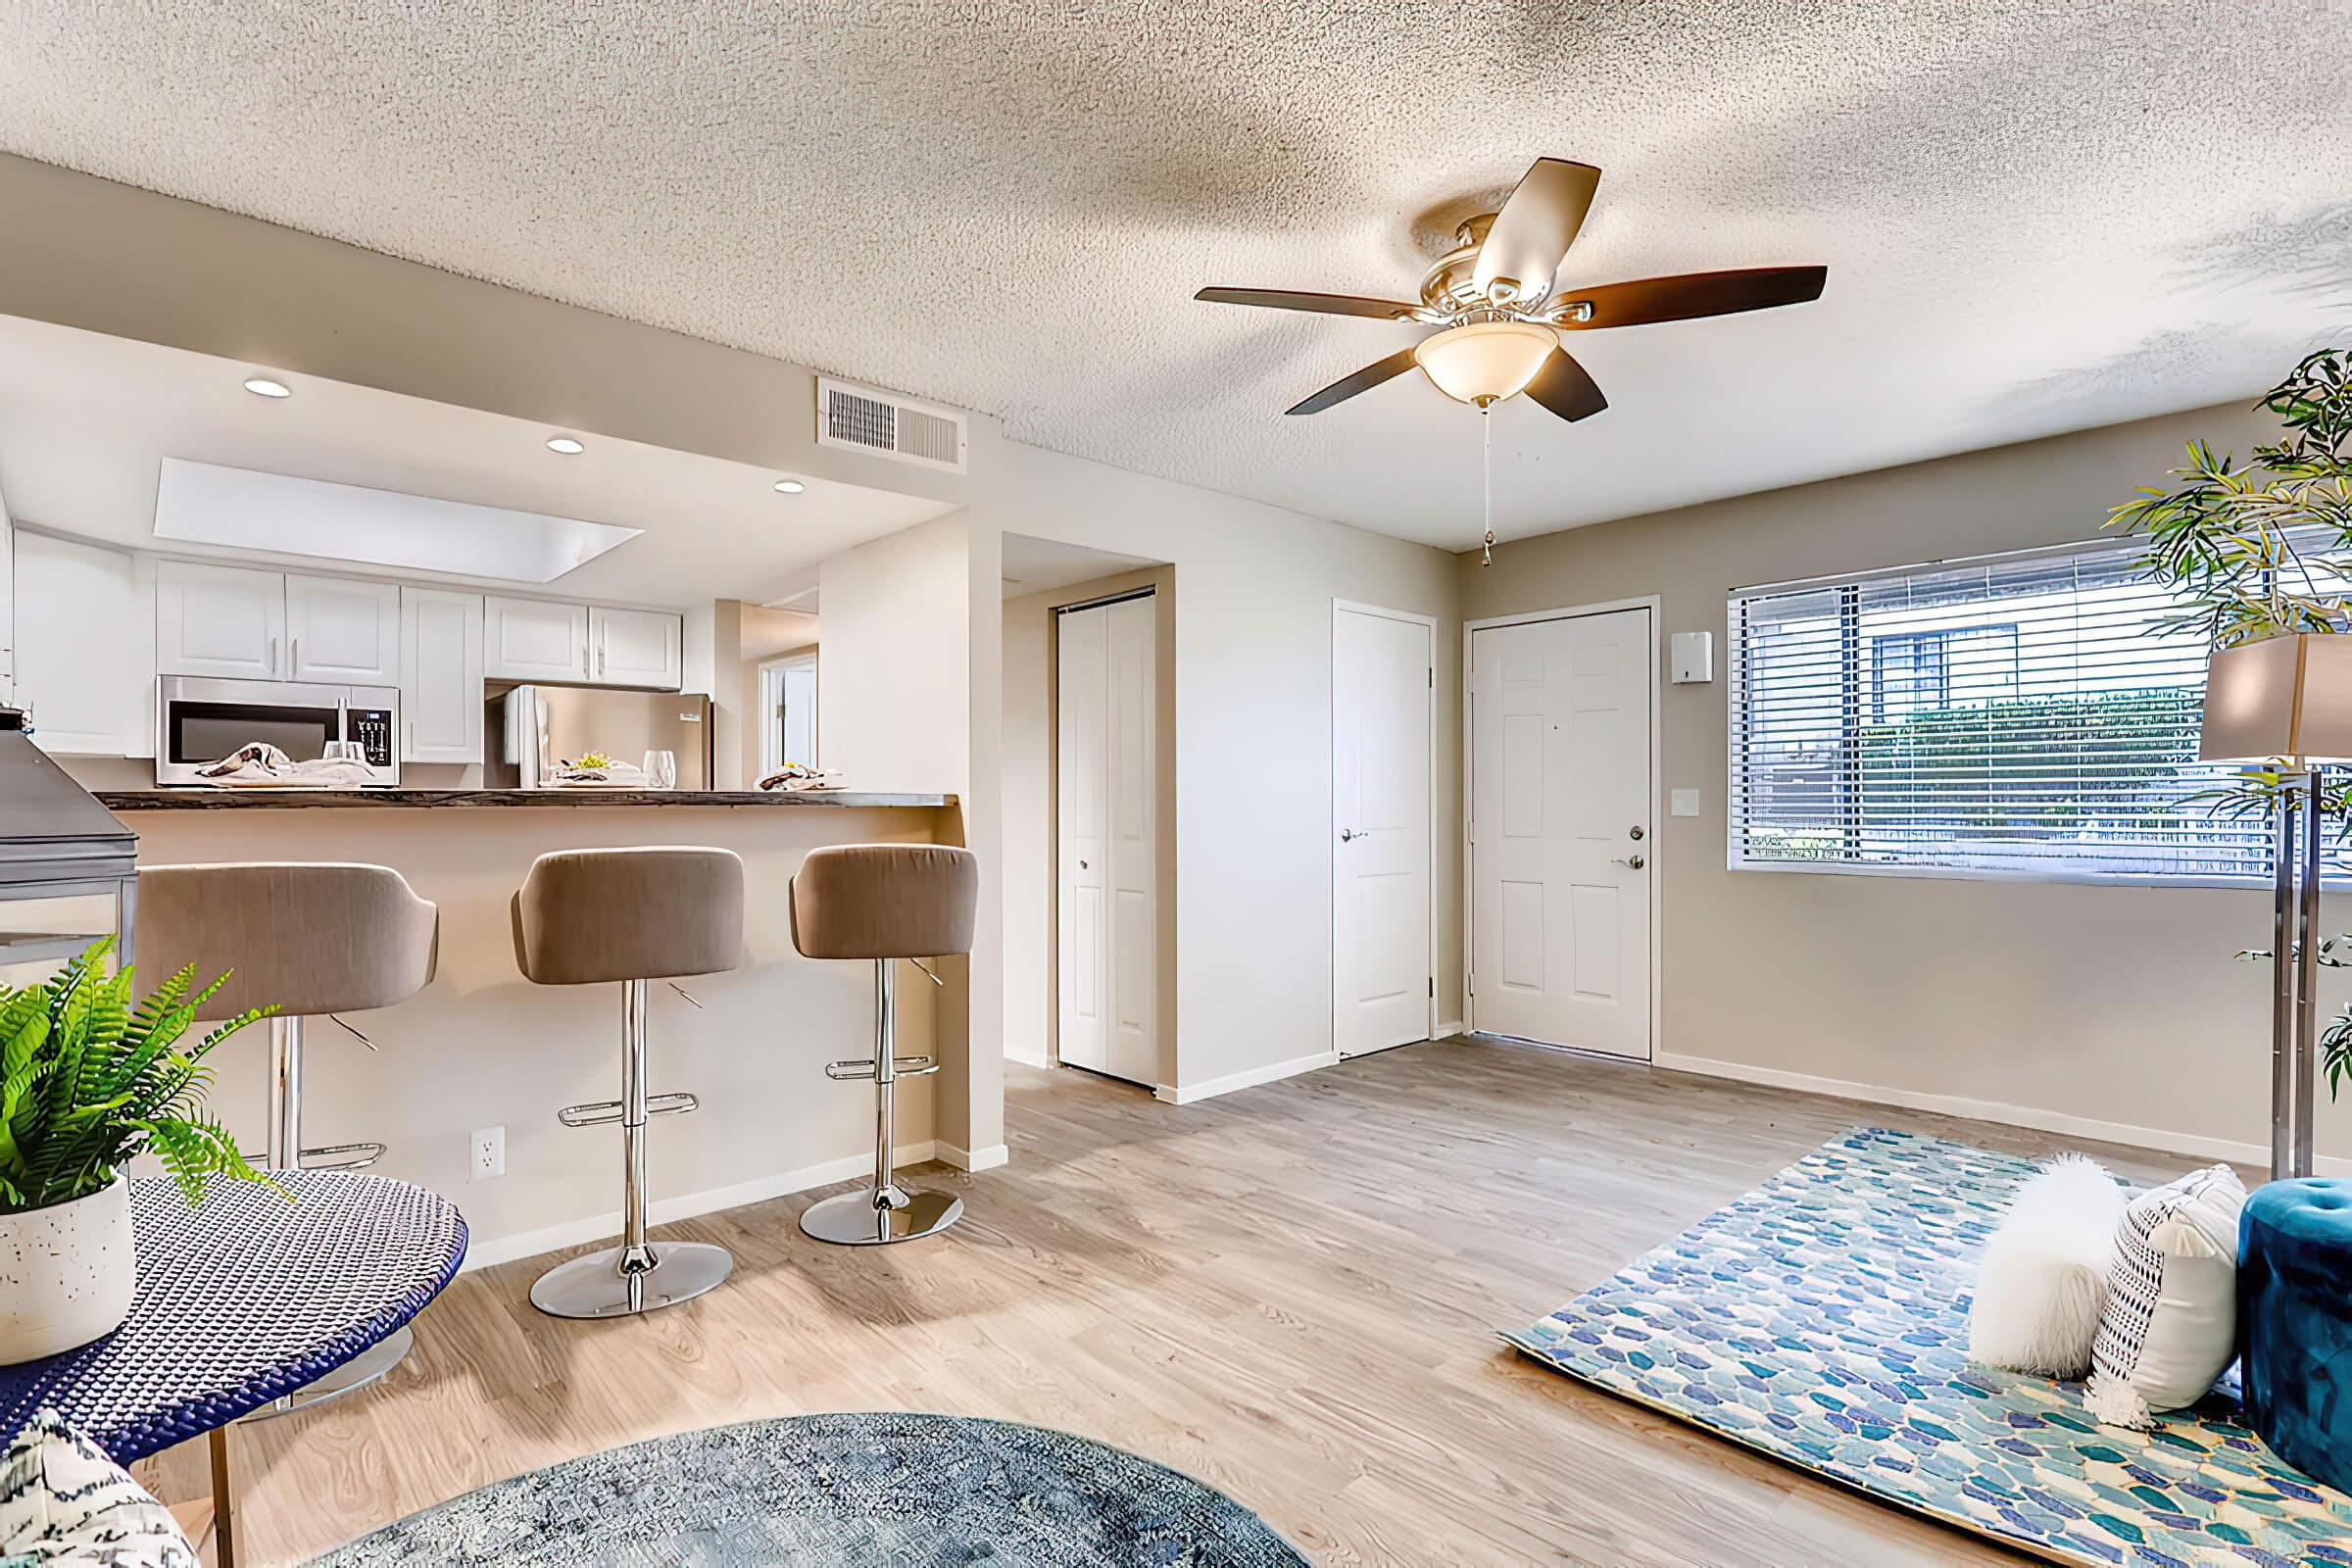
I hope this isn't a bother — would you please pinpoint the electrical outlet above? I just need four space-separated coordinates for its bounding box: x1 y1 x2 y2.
469 1125 505 1182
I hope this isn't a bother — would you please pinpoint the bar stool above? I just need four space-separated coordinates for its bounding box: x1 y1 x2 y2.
514 845 744 1318
791 843 979 1246
135 861 439 1408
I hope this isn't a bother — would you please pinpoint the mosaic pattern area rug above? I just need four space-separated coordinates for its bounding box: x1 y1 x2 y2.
308 1410 1307 1567
1505 1128 2352 1567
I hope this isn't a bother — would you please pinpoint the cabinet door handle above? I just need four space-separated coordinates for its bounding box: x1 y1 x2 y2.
270 635 281 675
290 636 300 675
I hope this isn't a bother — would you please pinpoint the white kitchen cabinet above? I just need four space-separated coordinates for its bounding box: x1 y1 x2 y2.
484 596 590 683
287 574 402 684
399 587 485 764
156 560 286 680
16 532 153 756
589 605 684 690
0 509 15 703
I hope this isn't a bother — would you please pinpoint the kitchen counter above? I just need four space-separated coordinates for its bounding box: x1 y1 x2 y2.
97 788 954 810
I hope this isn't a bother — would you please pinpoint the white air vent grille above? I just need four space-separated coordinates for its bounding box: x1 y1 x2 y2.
816 378 968 473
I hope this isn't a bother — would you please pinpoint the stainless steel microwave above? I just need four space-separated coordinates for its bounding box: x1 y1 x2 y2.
155 676 400 787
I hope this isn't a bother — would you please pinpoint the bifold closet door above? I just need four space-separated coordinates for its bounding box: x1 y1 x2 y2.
1056 594 1156 1086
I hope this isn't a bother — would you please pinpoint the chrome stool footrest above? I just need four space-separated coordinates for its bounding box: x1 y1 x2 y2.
298 1140 387 1171
558 1091 698 1127
822 1054 937 1081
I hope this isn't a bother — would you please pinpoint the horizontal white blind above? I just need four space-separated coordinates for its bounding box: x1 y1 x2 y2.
1730 537 2328 881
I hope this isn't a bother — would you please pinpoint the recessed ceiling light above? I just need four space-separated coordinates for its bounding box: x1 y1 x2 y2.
546 436 586 455
242 376 292 398
772 478 807 494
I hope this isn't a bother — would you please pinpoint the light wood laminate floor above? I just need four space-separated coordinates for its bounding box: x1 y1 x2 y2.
139 1037 2208 1565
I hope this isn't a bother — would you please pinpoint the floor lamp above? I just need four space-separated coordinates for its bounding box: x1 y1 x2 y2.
2201 633 2352 1180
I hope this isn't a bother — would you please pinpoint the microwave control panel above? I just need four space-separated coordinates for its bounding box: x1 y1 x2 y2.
348 709 396 767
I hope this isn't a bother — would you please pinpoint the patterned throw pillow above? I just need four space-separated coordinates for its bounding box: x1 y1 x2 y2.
2084 1163 2248 1430
0 1407 196 1567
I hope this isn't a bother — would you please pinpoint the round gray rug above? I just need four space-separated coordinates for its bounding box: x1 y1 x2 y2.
308 1410 1311 1566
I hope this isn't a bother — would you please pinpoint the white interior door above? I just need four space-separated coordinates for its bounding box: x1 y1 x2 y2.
1470 608 1653 1058
780 655 818 768
1334 604 1432 1057
1056 593 1157 1086
1056 602 1110 1074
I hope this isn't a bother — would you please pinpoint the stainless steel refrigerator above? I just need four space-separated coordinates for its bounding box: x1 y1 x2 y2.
493 685 714 789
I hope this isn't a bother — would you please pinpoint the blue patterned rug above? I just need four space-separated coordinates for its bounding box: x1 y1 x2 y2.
307 1411 1307 1567
1505 1127 2352 1567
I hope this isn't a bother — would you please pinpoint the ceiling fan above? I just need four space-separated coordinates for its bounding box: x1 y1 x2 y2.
1195 158 1827 422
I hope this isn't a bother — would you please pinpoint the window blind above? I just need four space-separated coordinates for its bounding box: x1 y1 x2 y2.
1729 536 2329 881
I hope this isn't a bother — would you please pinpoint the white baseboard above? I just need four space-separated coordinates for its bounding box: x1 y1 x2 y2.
1004 1047 1050 1068
1154 1050 1339 1105
937 1141 1008 1172
1435 1019 1466 1040
461 1140 937 1272
1655 1053 2352 1178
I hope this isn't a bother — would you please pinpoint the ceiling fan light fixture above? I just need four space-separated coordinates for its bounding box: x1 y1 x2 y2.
1411 320 1556 407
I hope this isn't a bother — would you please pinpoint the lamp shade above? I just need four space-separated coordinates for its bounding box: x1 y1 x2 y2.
2199 633 2352 763
1411 320 1556 407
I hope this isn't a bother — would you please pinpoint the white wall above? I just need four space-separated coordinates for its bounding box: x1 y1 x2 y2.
817 514 970 798
967 435 1462 1098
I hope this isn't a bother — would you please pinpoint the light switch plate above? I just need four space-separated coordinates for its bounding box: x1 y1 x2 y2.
1670 788 1701 817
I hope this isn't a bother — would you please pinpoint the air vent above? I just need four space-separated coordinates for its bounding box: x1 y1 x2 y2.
816 378 969 473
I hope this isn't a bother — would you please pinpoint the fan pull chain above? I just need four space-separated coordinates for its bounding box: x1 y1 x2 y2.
1480 405 1495 567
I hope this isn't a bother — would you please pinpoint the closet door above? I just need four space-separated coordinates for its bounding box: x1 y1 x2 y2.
1054 594 1157 1087
1056 604 1110 1074
1102 595 1157 1085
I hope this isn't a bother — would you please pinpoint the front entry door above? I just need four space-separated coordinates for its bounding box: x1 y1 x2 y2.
1333 604 1433 1057
1469 608 1652 1058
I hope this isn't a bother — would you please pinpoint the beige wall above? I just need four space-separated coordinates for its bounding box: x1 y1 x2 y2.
1457 398 2340 1166
1002 566 1176 1076
965 437 1463 1096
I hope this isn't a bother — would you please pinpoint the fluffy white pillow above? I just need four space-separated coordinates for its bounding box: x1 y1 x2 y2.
2085 1162 2248 1430
1969 1152 2128 1378
0 1406 196 1567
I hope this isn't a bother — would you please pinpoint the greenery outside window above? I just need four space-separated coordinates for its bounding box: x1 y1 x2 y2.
1729 536 2336 882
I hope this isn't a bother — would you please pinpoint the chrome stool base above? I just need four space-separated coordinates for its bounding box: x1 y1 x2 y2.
801 1186 963 1247
529 1241 734 1319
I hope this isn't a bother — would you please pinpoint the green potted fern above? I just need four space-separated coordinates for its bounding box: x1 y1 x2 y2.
0 938 273 1364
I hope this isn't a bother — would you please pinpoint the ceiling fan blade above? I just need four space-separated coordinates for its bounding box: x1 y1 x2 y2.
1523 346 1608 422
1285 348 1421 416
1555 266 1828 329
1196 286 1421 320
1470 158 1601 306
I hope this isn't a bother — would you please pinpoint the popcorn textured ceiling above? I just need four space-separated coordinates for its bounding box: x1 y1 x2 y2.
0 2 2346 549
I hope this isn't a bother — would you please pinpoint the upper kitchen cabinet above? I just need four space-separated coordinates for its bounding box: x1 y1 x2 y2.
590 605 684 690
286 574 401 684
483 595 590 683
155 560 285 680
16 532 154 756
399 586 485 764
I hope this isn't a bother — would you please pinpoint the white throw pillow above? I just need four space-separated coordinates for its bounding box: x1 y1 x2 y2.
2085 1163 2248 1430
1968 1152 2127 1378
0 1406 196 1568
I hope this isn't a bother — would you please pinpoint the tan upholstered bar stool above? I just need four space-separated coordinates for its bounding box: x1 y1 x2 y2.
514 846 744 1318
791 843 979 1246
136 861 439 1407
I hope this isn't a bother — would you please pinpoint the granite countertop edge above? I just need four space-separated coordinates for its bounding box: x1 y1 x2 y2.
95 788 956 810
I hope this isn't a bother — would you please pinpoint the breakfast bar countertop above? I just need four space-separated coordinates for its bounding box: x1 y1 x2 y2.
95 788 956 810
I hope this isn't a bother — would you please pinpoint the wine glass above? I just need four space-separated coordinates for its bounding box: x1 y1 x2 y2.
643 750 677 791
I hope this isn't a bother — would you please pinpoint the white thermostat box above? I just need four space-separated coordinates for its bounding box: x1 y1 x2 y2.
1670 630 1714 684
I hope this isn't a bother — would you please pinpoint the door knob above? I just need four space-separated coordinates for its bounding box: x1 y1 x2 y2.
1340 828 1357 842
1613 854 1645 870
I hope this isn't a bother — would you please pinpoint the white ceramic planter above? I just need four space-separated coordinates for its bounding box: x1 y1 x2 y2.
0 1178 136 1364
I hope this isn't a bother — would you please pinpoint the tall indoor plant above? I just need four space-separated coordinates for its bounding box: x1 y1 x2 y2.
2109 347 2352 1109
0 938 272 1363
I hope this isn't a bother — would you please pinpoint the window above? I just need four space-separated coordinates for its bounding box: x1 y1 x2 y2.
1730 537 2311 882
